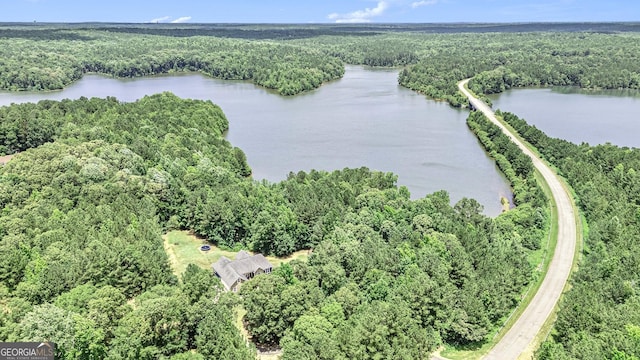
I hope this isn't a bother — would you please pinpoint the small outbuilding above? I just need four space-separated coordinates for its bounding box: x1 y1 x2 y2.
212 251 273 292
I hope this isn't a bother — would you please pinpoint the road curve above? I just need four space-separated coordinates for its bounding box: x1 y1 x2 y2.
458 79 578 360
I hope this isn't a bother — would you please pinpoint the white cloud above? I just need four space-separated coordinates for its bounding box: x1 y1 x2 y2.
171 16 192 23
148 16 170 23
332 17 372 24
411 0 438 8
328 1 388 23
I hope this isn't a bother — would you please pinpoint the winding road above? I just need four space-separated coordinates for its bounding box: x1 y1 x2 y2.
457 79 578 359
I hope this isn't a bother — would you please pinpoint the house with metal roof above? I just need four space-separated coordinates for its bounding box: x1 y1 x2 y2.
212 250 273 292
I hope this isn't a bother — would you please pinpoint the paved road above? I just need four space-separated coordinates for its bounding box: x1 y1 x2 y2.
458 79 578 360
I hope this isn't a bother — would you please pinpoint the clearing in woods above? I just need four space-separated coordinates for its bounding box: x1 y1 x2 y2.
162 230 309 277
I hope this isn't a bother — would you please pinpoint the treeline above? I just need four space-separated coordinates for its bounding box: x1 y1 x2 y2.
292 35 422 67
3 28 640 101
0 30 343 95
467 111 547 249
2 262 255 359
0 94 410 259
7 22 640 38
490 111 640 360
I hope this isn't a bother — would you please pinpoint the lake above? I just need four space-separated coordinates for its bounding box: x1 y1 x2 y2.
489 87 640 148
0 66 512 216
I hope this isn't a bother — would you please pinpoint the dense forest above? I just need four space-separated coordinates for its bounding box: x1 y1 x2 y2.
0 92 546 358
0 28 344 95
1 23 640 359
1 25 640 99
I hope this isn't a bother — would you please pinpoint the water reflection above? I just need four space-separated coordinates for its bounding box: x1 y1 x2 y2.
490 87 640 148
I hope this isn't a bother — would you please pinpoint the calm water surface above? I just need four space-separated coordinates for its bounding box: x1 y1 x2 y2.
0 67 512 215
489 87 640 148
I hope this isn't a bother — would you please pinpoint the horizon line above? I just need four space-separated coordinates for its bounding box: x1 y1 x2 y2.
2 21 640 25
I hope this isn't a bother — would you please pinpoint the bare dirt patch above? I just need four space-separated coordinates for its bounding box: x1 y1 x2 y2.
0 154 15 165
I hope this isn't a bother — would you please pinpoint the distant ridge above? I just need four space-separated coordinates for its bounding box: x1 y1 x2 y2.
1 22 639 40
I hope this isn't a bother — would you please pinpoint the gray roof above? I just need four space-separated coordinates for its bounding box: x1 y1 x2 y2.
212 256 245 290
235 250 251 260
212 253 273 290
249 254 273 271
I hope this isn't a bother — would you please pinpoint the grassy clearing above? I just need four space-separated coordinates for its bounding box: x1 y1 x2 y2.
163 230 305 358
162 230 309 278
258 354 281 360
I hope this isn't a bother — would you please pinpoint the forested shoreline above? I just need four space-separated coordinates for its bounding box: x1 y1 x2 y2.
0 28 344 96
1 24 640 99
1 23 639 359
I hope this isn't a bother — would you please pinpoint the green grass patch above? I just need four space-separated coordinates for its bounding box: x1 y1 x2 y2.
163 230 309 278
235 305 249 340
527 172 556 270
440 342 491 360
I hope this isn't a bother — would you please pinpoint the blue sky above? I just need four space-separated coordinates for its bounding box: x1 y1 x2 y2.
5 0 638 23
